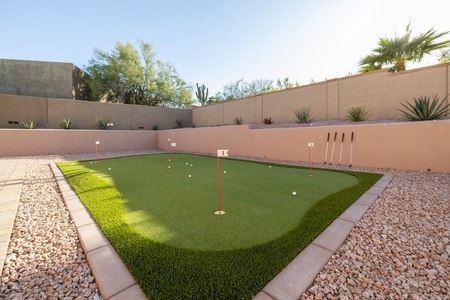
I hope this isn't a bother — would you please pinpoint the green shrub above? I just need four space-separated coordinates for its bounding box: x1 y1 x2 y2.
347 106 369 122
20 120 37 129
59 119 73 129
263 117 274 124
398 94 450 121
233 117 244 125
97 119 109 130
294 107 312 123
175 119 184 128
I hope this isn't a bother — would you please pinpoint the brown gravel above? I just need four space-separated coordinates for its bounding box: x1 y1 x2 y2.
1 149 449 300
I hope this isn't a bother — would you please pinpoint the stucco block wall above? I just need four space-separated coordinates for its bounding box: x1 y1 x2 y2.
0 94 192 130
0 58 86 99
0 129 157 156
193 63 450 126
157 121 450 173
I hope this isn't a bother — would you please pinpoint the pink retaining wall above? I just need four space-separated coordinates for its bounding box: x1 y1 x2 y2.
0 129 157 156
1 121 449 173
158 121 450 173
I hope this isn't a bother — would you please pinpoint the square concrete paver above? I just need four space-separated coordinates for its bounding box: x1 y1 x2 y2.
77 223 110 253
339 203 370 223
70 207 95 228
87 245 137 299
355 193 379 206
262 244 333 300
108 284 147 300
312 218 355 252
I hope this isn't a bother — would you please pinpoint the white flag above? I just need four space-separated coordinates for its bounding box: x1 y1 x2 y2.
217 149 229 157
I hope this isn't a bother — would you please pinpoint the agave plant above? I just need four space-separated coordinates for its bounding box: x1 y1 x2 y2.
233 117 244 125
294 107 312 123
175 119 184 128
20 120 37 129
97 119 109 129
263 117 274 124
347 106 369 122
398 94 450 121
59 119 73 129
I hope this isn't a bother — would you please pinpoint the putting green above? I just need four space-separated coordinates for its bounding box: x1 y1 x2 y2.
75 153 358 250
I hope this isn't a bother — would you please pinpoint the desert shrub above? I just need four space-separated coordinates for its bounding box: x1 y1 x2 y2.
398 94 450 121
20 120 37 129
59 119 73 129
233 117 244 125
97 119 109 129
347 106 369 122
294 107 312 123
263 117 274 124
176 119 184 128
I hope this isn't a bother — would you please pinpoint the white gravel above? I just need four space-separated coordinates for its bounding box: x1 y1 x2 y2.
1 149 449 299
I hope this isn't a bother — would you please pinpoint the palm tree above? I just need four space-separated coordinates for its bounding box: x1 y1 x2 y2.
359 24 450 73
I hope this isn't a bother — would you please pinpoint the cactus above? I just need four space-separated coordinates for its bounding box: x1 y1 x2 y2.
195 83 209 106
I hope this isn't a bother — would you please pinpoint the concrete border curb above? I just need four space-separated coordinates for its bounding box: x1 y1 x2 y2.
50 163 147 300
253 174 394 299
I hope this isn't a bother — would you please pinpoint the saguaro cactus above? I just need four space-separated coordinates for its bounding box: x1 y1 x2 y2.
195 83 209 106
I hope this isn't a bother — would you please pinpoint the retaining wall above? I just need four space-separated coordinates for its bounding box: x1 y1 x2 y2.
1 121 449 172
157 121 450 173
0 129 157 156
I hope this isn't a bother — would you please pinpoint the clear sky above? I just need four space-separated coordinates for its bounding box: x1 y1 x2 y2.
1 0 449 96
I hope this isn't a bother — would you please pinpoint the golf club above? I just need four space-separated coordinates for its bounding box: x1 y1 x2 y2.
329 132 337 165
324 132 330 164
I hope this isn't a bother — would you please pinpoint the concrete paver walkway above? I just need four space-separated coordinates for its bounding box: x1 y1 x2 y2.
0 160 27 276
1 160 392 299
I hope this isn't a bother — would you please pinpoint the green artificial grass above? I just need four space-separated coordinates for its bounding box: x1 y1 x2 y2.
57 153 382 299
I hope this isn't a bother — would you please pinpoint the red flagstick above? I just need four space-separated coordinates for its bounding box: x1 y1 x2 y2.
217 156 221 213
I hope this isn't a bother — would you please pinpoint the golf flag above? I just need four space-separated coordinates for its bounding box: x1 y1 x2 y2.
217 149 229 157
171 142 176 147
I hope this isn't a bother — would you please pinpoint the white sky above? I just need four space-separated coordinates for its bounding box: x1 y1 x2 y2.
1 0 449 96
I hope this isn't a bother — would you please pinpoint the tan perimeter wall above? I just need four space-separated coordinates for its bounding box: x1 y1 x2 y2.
157 121 450 173
0 58 87 99
193 63 450 126
0 94 192 130
0 129 157 156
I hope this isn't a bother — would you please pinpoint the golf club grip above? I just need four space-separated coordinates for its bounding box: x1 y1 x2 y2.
341 133 345 142
333 132 337 141
351 132 354 142
327 132 330 142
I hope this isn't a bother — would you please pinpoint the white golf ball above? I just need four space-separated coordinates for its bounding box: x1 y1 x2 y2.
186 163 188 165
188 174 191 178
168 166 171 169
224 171 227 174
190 164 193 167
292 191 297 196
108 168 111 170
168 159 171 162
90 162 93 164
269 166 272 168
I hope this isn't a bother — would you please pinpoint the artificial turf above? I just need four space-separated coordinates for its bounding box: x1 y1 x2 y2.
57 153 382 299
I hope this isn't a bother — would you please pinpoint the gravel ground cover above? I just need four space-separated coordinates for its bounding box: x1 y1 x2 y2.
1 144 449 299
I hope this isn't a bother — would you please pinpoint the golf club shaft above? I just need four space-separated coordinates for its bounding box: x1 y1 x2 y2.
329 132 337 165
324 132 330 163
339 132 345 165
